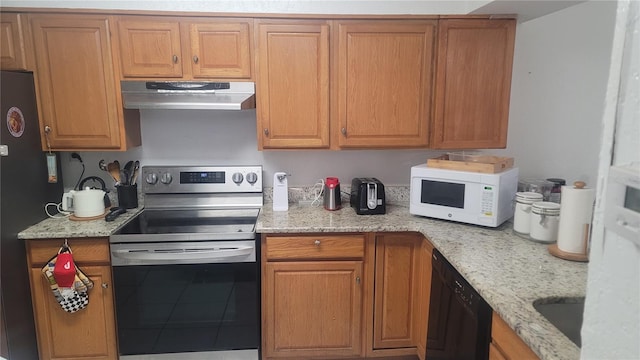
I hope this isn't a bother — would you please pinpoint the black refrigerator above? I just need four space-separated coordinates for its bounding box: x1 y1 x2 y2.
0 70 64 360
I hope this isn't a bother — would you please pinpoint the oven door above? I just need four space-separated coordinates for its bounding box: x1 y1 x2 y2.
111 240 259 359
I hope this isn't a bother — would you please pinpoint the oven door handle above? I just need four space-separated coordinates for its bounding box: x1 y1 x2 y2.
111 245 254 262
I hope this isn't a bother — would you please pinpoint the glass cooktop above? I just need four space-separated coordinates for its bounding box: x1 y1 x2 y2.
111 208 259 243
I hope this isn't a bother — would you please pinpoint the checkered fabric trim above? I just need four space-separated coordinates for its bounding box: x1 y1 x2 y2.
60 291 89 313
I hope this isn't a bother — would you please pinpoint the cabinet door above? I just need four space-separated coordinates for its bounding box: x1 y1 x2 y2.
263 261 363 358
491 312 540 360
187 21 252 79
433 19 516 149
30 15 123 149
256 21 330 149
336 21 435 148
416 238 433 360
1 13 27 70
117 17 183 78
373 233 421 349
30 265 117 360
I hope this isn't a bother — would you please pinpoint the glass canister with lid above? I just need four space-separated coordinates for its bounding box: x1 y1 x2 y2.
546 178 566 203
513 192 544 236
529 201 561 243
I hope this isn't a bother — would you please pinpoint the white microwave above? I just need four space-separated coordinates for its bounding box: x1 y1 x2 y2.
410 164 519 227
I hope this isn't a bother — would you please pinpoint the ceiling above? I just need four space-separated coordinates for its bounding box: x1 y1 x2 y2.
1 0 591 21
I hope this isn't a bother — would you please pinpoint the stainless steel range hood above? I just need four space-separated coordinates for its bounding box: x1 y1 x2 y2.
121 81 255 110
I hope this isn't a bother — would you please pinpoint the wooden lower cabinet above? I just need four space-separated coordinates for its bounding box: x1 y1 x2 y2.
263 232 433 360
263 261 364 358
365 233 431 359
490 312 539 360
262 234 365 359
26 239 117 360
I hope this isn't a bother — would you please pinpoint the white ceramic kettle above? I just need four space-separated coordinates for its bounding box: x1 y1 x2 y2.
62 187 106 217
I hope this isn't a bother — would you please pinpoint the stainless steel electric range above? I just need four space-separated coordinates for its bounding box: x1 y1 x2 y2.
110 165 262 360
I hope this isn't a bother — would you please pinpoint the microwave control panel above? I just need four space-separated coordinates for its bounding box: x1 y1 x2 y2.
481 185 496 216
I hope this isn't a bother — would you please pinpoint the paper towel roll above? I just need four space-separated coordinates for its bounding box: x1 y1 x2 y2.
557 182 595 254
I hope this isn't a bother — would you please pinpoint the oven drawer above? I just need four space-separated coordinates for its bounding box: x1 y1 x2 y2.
265 234 365 260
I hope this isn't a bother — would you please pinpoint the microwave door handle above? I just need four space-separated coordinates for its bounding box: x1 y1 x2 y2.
111 245 254 262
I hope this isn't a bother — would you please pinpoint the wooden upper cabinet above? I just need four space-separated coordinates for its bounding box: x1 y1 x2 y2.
1 13 28 70
335 21 436 148
117 17 183 78
256 20 330 149
433 19 516 149
30 15 137 150
187 21 252 78
115 16 252 80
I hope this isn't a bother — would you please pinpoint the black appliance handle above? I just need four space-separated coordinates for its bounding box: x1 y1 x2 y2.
79 176 107 191
145 82 230 91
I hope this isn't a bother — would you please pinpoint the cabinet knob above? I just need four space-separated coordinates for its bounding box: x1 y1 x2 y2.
172 55 178 64
102 283 108 289
341 127 347 136
264 128 269 136
44 125 52 134
193 55 199 64
356 276 361 285
314 240 321 246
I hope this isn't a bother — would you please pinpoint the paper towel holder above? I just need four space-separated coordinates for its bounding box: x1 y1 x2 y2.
548 243 589 262
548 180 591 262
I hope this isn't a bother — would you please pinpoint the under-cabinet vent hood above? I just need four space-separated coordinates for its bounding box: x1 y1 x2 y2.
121 81 255 110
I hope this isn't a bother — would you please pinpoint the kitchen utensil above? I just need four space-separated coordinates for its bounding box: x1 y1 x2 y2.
131 161 140 185
107 161 121 184
323 177 342 211
61 188 106 218
123 160 134 184
273 172 289 211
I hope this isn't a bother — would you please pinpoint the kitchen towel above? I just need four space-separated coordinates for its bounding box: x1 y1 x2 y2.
557 182 596 255
42 245 94 313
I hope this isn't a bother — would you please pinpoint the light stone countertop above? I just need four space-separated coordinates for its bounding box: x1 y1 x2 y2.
18 198 586 360
17 206 144 239
257 202 587 360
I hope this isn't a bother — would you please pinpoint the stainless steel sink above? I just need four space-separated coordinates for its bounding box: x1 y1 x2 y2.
533 297 585 347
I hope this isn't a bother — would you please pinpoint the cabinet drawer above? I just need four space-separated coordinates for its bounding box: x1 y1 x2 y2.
265 235 365 260
27 238 110 266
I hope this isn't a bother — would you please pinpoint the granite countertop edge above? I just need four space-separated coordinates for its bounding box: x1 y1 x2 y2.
17 206 144 239
18 201 584 360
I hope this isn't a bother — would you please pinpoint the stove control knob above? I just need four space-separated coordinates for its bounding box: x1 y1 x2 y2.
160 173 173 184
232 172 244 184
145 173 158 185
246 172 258 185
